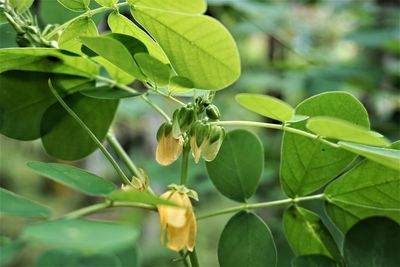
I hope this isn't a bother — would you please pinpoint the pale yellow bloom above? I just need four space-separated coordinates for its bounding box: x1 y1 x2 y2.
156 135 184 166
158 190 197 252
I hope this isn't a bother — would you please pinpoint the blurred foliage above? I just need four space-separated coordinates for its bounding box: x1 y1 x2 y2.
0 0 399 266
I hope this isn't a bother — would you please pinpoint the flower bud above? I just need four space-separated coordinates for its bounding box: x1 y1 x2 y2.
201 125 225 162
156 122 183 166
172 106 195 138
206 104 221 120
190 121 211 163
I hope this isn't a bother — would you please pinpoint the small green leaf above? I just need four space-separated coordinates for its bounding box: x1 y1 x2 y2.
0 48 99 78
218 211 277 267
283 206 342 262
57 0 90 12
9 0 34 14
41 93 118 161
108 191 180 207
291 255 337 267
107 12 168 64
206 129 264 202
235 93 294 122
0 188 51 218
132 7 240 90
95 0 118 8
59 17 98 54
306 116 389 147
81 86 141 99
343 217 400 267
134 53 171 87
280 92 370 197
23 219 138 250
338 141 400 171
80 35 145 80
324 142 400 233
27 162 117 197
128 0 207 14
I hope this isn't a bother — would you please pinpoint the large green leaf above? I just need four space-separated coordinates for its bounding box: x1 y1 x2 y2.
40 93 119 160
134 53 171 87
59 17 99 54
291 255 338 267
80 35 145 80
206 129 264 202
107 12 168 64
0 71 91 140
57 0 90 12
306 116 389 147
343 217 400 267
283 206 342 262
23 219 138 250
280 92 370 197
0 188 51 218
324 142 400 233
132 7 240 90
27 162 117 197
338 141 400 171
81 86 141 100
235 93 294 122
10 0 34 14
95 0 118 7
0 48 99 78
128 0 207 14
218 211 277 267
108 191 180 207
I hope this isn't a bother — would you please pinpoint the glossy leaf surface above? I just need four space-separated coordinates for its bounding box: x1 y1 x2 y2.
59 17 98 54
128 0 206 14
57 0 90 12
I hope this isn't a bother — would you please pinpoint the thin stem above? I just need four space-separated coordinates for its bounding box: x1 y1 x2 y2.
151 88 186 106
142 94 171 121
62 201 157 220
106 132 143 179
48 80 131 185
179 251 191 267
180 145 190 185
189 248 200 267
211 121 339 148
95 75 140 95
197 194 325 220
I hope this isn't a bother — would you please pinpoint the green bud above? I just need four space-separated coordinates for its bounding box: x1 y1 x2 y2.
206 105 221 120
208 125 225 144
156 122 166 142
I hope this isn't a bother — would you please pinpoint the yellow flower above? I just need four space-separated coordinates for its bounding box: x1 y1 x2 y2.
156 122 184 166
158 190 197 252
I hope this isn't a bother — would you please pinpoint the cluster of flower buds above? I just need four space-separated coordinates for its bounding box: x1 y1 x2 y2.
156 100 225 165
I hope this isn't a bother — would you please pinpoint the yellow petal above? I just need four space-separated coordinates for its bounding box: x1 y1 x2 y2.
165 192 187 227
156 136 183 165
186 209 197 252
167 224 189 252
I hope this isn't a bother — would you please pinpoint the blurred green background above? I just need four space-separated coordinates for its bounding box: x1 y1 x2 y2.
0 0 399 266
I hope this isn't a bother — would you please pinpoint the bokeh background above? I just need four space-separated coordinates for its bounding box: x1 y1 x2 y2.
1 0 399 266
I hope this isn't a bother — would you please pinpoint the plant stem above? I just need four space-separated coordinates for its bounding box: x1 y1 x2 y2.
179 251 191 267
95 75 140 95
48 80 131 185
189 248 200 267
211 121 339 148
197 194 325 220
62 201 156 220
141 94 171 121
180 145 190 185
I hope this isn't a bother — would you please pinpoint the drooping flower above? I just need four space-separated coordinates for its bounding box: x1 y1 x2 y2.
156 122 184 166
190 121 225 163
158 187 197 252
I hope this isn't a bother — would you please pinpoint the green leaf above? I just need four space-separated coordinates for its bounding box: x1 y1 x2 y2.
338 141 400 171
0 237 24 266
80 35 145 80
168 76 194 93
280 92 370 197
108 190 180 207
306 116 389 147
107 12 169 64
218 211 277 267
0 48 99 78
57 0 90 12
132 7 240 90
134 53 171 87
0 187 51 218
291 255 338 267
59 17 98 54
324 142 400 233
206 129 264 202
235 93 294 122
0 71 91 140
41 93 118 161
128 0 207 14
95 0 118 8
343 217 400 267
23 219 138 250
27 162 117 197
9 0 34 14
283 206 342 262
81 86 141 99
33 249 121 267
